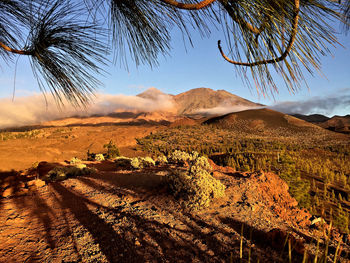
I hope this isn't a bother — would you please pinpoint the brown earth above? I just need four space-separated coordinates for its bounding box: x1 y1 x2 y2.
203 108 348 141
1 160 347 262
0 124 162 171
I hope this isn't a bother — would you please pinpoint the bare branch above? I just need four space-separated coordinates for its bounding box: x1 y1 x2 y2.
218 0 300 67
160 0 216 10
0 41 32 55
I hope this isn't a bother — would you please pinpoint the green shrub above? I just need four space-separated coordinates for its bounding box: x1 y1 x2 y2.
103 140 120 159
115 156 155 170
43 166 94 182
156 155 168 165
115 156 132 168
168 150 191 164
95 154 105 161
131 158 141 169
129 157 156 169
190 156 212 174
166 168 225 210
74 163 87 169
166 152 224 210
168 150 200 165
139 157 155 167
70 157 82 165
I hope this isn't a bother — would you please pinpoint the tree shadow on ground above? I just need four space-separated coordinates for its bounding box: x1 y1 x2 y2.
51 179 240 262
71 169 280 262
3 164 344 262
0 170 35 210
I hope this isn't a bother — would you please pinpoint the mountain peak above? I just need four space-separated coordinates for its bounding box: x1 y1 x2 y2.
137 87 166 100
174 87 261 115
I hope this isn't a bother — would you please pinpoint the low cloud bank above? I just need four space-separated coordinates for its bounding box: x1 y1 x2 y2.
269 94 350 116
195 105 262 116
0 91 175 129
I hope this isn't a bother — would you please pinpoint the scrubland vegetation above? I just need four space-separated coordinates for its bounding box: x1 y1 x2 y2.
137 125 350 233
0 130 41 141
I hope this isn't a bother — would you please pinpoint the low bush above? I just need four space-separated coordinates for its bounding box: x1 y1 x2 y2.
43 166 95 182
156 155 168 165
115 156 132 168
168 150 200 165
115 156 155 169
140 157 155 167
103 140 120 159
131 158 141 169
166 151 225 210
70 157 82 165
95 154 105 161
130 157 155 169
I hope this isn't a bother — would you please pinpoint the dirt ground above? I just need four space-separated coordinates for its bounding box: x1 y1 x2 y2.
1 123 349 262
0 124 161 171
1 160 348 262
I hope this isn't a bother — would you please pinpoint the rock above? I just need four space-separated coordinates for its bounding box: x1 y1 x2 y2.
1 181 11 189
2 187 15 198
2 187 29 198
15 188 29 197
27 179 46 188
134 240 141 246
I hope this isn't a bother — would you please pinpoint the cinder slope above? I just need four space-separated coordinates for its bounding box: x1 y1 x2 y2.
292 114 330 123
204 108 334 138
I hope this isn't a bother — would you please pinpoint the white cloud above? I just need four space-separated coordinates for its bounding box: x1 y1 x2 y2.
0 91 175 129
269 94 350 116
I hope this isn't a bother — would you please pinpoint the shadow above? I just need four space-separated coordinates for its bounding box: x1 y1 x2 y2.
85 166 167 191
0 170 35 209
51 183 144 262
11 190 57 250
1 119 169 132
50 181 236 262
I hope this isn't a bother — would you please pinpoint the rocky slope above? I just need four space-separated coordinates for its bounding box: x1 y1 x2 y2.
173 87 262 116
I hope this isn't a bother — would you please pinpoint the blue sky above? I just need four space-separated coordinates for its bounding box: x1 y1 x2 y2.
0 17 349 117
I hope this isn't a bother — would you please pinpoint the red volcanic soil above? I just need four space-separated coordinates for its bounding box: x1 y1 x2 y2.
0 160 347 262
169 117 202 127
0 125 161 171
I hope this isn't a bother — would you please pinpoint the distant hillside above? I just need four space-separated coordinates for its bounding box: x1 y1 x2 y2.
172 87 262 115
204 108 332 138
292 113 350 134
291 114 330 123
319 115 350 134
